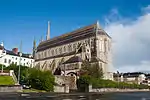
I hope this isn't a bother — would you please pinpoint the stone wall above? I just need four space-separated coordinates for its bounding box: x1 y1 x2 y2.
88 85 149 93
54 85 69 93
55 75 77 90
0 85 22 92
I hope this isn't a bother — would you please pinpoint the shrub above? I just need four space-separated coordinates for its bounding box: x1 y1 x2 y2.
77 75 91 92
28 68 55 92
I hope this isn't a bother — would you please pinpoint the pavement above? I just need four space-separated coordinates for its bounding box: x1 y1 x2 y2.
0 92 103 100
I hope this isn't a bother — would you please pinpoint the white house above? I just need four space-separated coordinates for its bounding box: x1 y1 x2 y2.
0 42 34 67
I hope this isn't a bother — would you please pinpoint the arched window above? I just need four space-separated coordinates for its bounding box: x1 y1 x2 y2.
68 44 72 52
49 49 51 56
104 39 107 52
51 50 54 56
73 43 76 51
44 51 47 57
64 46 66 53
59 47 62 54
55 48 58 55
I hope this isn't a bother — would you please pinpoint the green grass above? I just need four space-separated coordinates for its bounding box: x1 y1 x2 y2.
0 76 15 85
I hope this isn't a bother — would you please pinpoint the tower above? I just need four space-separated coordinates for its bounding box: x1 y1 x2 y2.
46 21 50 40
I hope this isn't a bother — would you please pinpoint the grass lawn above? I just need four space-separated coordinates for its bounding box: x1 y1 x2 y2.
0 76 15 85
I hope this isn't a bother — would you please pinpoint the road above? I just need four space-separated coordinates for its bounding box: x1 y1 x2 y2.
0 92 103 100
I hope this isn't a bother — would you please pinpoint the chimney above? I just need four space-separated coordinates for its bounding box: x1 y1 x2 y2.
12 48 18 54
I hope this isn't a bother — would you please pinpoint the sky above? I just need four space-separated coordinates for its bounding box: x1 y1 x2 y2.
0 0 150 72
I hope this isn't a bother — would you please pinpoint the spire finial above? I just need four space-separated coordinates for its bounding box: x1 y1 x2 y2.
46 21 50 40
0 42 4 47
96 20 100 29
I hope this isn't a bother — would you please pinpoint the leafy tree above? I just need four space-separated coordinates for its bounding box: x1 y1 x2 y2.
76 75 91 92
28 68 55 91
80 60 103 78
4 64 29 84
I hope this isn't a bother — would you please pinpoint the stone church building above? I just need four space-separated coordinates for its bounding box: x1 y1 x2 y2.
34 21 114 80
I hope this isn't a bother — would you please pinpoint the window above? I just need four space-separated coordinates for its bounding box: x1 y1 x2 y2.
24 59 25 61
55 49 58 55
15 62 17 65
47 50 49 57
73 43 76 50
9 59 11 64
59 48 62 54
38 54 40 59
85 39 88 43
108 41 110 51
51 50 54 56
16 58 17 60
24 63 25 66
49 49 51 56
104 39 107 52
64 46 66 52
44 51 47 57
4 59 7 63
68 44 72 52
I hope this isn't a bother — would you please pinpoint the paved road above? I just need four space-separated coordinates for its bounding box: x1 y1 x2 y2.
0 92 149 100
0 92 103 100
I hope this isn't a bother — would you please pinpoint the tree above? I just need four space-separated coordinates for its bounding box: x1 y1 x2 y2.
4 64 29 84
80 60 103 78
28 68 55 91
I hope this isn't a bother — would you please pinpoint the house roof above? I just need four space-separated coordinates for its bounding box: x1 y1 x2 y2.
113 72 145 78
37 22 111 52
5 49 33 59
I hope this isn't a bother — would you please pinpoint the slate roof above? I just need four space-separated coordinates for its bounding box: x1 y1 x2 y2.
5 49 33 59
37 22 111 52
113 72 145 78
63 56 82 64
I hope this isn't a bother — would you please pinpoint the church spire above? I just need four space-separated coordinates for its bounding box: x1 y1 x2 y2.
46 21 50 40
33 37 36 58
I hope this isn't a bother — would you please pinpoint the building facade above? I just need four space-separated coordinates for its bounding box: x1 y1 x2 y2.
0 42 34 67
35 21 114 80
113 72 146 84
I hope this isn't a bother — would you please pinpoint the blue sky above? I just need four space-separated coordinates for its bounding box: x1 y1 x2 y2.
1 0 150 72
0 0 149 53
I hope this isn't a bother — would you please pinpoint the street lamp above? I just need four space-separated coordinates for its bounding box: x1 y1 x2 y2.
18 41 22 84
0 50 6 73
17 52 22 84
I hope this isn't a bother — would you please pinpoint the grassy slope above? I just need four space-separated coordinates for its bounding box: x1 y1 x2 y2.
0 76 15 85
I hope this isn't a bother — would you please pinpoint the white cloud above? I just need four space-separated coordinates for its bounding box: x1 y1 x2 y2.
104 5 150 72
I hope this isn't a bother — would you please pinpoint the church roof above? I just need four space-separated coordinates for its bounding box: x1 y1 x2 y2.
37 22 111 52
63 56 82 64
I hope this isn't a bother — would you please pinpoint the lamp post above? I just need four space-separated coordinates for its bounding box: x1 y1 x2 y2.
17 41 22 84
0 50 6 73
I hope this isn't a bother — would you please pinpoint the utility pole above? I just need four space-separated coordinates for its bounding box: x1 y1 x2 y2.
18 41 22 84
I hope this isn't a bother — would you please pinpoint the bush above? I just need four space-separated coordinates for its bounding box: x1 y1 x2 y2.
90 78 149 89
4 64 29 84
77 75 91 92
5 64 55 92
28 68 55 92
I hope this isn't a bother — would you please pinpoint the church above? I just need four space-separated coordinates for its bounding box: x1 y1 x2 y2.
34 21 114 80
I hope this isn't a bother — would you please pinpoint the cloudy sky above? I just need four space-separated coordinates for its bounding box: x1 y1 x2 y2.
0 0 150 72
105 6 150 72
